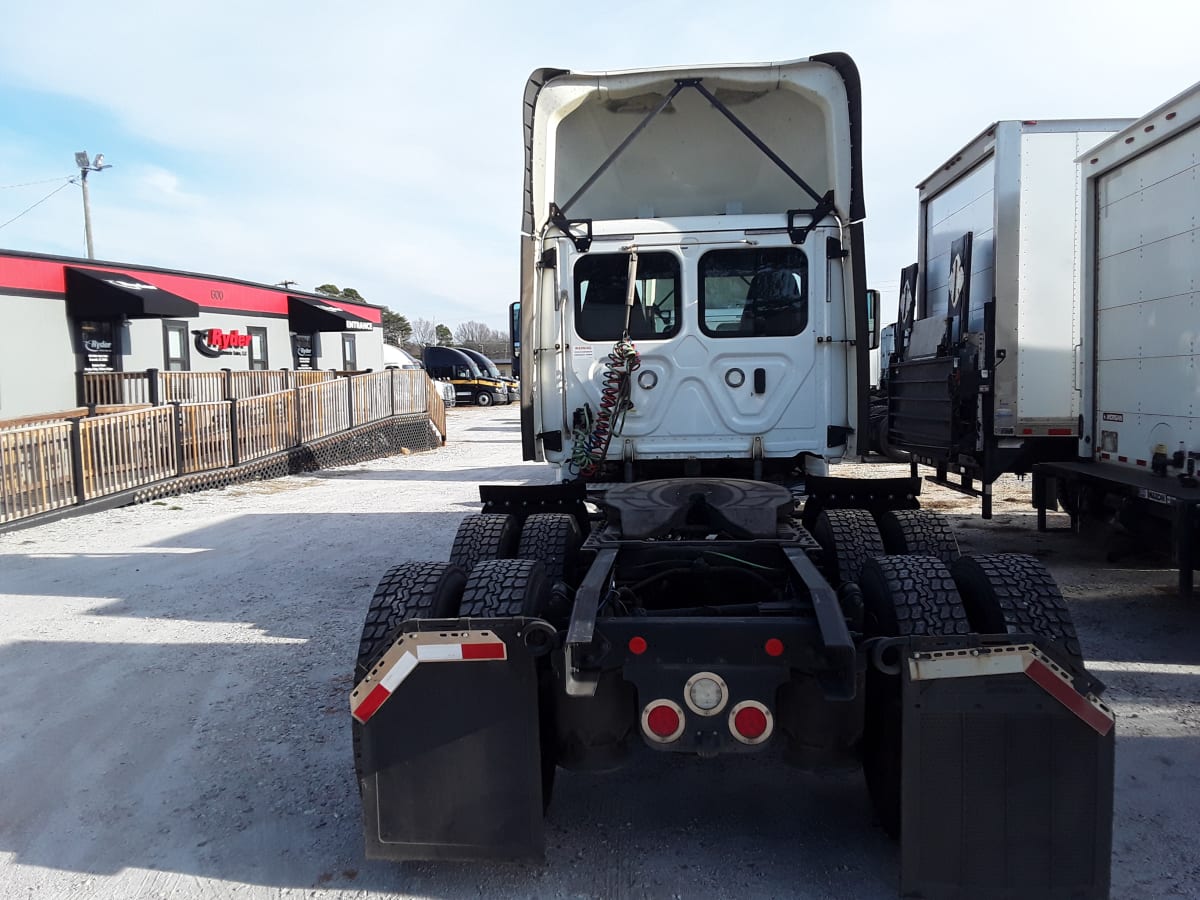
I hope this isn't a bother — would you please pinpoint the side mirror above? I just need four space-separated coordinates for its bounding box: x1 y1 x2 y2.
865 289 881 350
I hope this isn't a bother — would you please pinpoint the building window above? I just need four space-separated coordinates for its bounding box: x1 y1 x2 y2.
248 327 268 370
163 320 191 371
341 333 357 371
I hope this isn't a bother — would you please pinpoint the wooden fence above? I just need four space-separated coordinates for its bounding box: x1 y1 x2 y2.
78 407 177 500
236 391 297 462
0 422 75 524
299 379 351 441
178 401 233 474
3 369 446 525
80 368 339 407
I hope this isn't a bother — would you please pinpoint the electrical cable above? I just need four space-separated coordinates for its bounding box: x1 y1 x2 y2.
0 174 74 190
0 179 75 232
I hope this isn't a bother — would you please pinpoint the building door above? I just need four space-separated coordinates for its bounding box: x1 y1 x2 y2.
163 320 191 371
248 327 268 370
341 333 357 371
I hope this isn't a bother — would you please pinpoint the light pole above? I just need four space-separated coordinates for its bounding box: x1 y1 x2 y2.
74 151 112 259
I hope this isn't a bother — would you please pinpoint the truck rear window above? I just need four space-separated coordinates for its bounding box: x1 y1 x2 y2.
699 248 808 337
574 252 680 341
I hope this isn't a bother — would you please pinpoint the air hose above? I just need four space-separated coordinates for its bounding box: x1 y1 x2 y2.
570 337 640 478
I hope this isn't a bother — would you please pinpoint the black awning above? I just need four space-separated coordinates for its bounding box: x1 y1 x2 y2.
65 267 200 319
288 295 375 333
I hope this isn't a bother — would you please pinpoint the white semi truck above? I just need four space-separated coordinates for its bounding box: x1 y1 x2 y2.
349 55 1115 898
1033 82 1200 598
887 119 1130 516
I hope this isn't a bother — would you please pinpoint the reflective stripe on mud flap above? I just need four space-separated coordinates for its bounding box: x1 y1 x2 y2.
350 630 508 723
908 643 1115 736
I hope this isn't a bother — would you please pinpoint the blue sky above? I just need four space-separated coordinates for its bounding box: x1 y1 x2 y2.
1 0 1197 331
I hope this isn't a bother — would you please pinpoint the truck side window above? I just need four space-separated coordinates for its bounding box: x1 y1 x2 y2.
574 252 680 341
699 248 808 337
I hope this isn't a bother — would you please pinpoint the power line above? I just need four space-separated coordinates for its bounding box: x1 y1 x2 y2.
0 179 76 232
0 174 75 190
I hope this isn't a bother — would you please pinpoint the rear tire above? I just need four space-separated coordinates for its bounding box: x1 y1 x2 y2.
517 513 582 584
459 557 551 617
352 561 466 792
448 513 519 573
354 561 466 682
859 555 970 838
457 558 558 811
951 553 1084 671
876 509 960 564
812 509 885 587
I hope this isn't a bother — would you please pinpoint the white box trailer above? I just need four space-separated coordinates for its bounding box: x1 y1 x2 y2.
1033 82 1200 597
888 119 1130 516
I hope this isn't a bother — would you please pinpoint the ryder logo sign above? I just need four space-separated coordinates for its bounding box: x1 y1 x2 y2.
194 328 252 358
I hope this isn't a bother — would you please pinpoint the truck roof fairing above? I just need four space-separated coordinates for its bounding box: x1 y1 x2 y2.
521 53 863 235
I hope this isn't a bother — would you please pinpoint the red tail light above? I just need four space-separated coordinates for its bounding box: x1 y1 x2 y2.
729 700 773 744
641 699 685 743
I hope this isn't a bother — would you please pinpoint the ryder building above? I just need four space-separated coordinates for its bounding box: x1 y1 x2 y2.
0 249 383 419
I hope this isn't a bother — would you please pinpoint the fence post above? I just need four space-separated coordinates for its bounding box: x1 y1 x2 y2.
147 368 160 406
229 398 240 466
75 370 86 407
68 417 87 504
389 368 397 418
293 381 303 447
346 374 355 430
222 368 233 400
171 402 185 476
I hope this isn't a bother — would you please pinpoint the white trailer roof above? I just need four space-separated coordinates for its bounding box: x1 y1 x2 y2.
1077 81 1200 176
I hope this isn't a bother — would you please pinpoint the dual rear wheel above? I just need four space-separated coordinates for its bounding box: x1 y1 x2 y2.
829 506 1085 837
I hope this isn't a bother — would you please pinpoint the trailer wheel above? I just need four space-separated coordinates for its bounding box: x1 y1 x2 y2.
859 554 970 838
517 513 582 585
876 509 960 564
354 561 467 682
951 553 1084 671
448 513 519 573
812 509 885 587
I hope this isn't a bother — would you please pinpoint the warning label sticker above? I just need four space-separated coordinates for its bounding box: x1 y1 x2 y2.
573 344 593 359
1102 412 1124 422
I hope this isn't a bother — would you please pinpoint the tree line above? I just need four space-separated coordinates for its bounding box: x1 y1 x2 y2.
314 284 511 361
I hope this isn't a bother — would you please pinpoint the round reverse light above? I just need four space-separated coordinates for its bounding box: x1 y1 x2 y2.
642 699 685 743
684 671 729 716
725 368 745 388
637 370 658 390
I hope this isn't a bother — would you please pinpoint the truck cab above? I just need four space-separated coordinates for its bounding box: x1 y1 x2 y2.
519 57 871 481
422 345 508 406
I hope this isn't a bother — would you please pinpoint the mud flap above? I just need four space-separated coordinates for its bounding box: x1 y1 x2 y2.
898 637 1114 899
351 619 546 861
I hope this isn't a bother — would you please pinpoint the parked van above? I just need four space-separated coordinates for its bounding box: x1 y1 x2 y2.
421 346 508 406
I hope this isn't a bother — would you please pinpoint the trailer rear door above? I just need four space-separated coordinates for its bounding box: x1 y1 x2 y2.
1092 122 1200 469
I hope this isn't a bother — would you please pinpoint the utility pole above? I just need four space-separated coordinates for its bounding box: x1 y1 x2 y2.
74 151 112 259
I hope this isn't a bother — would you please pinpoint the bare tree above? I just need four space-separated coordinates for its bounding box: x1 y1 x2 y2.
410 317 438 348
454 320 493 349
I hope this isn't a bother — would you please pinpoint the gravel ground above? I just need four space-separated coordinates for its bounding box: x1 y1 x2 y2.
1 404 1197 899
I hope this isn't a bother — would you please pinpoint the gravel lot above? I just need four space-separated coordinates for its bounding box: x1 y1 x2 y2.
1 404 1198 899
